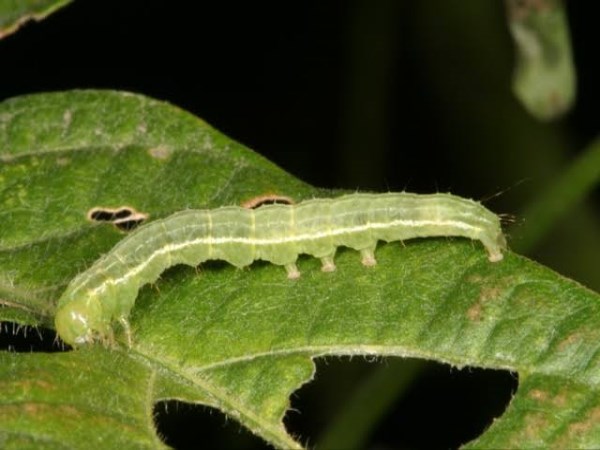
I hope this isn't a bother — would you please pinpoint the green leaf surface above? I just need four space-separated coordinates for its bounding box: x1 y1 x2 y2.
1 91 599 448
0 0 72 39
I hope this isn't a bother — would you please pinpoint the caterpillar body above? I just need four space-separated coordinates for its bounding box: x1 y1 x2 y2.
54 192 507 346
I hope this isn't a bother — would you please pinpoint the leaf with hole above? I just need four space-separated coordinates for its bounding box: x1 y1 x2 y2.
1 91 599 449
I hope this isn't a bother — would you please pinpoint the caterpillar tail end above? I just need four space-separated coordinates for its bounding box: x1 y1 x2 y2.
486 232 507 263
488 252 504 263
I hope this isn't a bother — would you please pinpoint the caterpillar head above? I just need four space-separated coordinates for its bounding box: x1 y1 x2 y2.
54 294 110 346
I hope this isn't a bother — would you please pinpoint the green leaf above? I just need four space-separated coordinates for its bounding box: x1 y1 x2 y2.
0 0 73 39
1 91 599 448
0 349 168 448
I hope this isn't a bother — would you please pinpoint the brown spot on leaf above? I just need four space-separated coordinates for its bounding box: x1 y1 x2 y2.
148 145 173 160
527 388 566 408
558 332 583 351
568 407 600 435
553 392 567 408
23 402 41 414
521 411 550 441
20 379 54 392
528 388 548 401
467 285 504 321
20 402 81 418
467 274 484 283
467 302 483 321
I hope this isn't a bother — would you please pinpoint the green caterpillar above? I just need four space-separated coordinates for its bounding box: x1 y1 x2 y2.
54 192 507 346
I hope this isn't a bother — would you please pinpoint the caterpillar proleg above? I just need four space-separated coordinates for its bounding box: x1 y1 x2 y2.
54 192 507 346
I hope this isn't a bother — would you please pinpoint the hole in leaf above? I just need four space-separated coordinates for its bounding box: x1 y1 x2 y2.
241 194 295 209
89 207 133 222
87 206 148 232
154 401 270 450
0 322 66 352
285 357 518 450
113 216 147 232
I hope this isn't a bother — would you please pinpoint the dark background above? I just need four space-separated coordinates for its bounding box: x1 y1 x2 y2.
1 1 598 448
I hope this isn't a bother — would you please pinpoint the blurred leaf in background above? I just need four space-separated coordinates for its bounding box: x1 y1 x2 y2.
505 0 576 121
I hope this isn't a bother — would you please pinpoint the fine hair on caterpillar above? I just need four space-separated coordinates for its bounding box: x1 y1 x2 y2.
54 192 507 347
